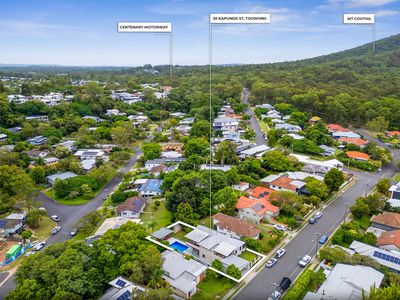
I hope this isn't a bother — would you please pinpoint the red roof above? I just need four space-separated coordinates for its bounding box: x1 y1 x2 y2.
377 230 400 249
371 212 400 230
327 124 348 132
250 186 274 199
346 151 370 160
116 196 146 214
213 213 260 237
236 196 279 215
270 177 297 191
387 131 400 137
339 137 368 147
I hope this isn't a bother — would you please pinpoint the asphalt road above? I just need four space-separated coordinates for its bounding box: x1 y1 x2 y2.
236 135 399 299
242 88 266 146
0 147 142 298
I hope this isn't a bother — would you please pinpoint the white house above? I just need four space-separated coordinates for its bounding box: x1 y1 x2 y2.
74 149 106 161
275 123 302 133
7 95 27 104
213 117 239 132
239 145 271 159
116 197 146 219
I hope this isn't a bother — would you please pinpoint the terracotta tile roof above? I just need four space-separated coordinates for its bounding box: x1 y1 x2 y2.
116 196 146 214
377 230 400 249
150 165 167 173
372 212 400 230
346 151 370 160
213 213 261 238
270 177 297 191
236 196 279 215
387 131 400 137
327 124 348 132
250 186 274 199
339 137 368 147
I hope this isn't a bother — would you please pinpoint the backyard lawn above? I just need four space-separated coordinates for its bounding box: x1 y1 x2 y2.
192 277 235 300
240 250 258 262
141 201 172 232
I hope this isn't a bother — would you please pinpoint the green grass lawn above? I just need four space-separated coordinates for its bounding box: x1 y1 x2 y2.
259 119 269 134
44 189 94 205
171 230 189 242
394 173 400 182
141 202 172 232
192 277 235 300
31 216 56 241
198 216 212 228
240 250 258 262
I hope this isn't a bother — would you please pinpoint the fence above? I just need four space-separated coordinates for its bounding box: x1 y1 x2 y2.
0 243 32 266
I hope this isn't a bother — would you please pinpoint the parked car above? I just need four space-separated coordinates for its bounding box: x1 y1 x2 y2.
275 248 286 258
33 242 46 251
279 277 292 290
315 212 322 219
70 228 79 236
309 216 317 224
299 255 312 267
266 258 278 268
51 215 60 222
267 291 282 300
274 224 287 231
51 226 61 235
319 235 328 244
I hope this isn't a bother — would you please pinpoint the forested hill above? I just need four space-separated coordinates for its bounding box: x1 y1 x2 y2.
243 33 400 130
290 33 400 66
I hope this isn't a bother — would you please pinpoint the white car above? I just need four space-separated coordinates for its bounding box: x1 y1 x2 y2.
315 212 322 219
33 242 46 251
51 215 60 222
275 248 286 258
265 258 278 268
268 291 282 300
274 224 287 231
299 255 312 267
51 226 61 235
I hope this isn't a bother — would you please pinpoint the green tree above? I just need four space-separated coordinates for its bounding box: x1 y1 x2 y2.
29 166 46 184
214 141 238 165
366 116 389 133
226 264 241 279
213 187 238 215
184 138 209 157
305 178 330 200
174 202 199 225
142 142 162 160
376 178 391 195
366 284 400 300
190 119 210 138
262 150 295 172
350 198 371 219
324 168 344 192
53 145 71 158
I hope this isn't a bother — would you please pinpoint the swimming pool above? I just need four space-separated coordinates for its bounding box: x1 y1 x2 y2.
170 241 189 253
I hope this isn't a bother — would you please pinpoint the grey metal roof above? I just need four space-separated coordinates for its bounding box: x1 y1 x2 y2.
185 228 209 243
46 171 77 182
151 227 173 240
221 255 249 270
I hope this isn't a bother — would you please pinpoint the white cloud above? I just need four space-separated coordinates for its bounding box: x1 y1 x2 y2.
318 0 399 10
375 9 399 16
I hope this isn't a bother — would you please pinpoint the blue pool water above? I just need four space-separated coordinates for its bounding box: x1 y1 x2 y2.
170 241 189 253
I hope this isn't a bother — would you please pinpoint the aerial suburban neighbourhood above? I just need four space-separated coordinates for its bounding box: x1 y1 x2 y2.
0 1 399 300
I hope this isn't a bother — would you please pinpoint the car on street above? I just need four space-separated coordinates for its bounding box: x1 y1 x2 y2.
265 258 278 268
309 216 317 224
315 212 322 219
274 224 287 231
51 226 61 235
319 235 328 244
33 242 46 251
70 228 79 236
275 248 286 258
51 215 60 222
279 277 292 291
267 291 282 300
299 255 312 267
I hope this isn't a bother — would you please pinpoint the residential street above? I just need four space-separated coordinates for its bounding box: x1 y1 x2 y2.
0 147 142 298
235 131 399 299
242 89 266 146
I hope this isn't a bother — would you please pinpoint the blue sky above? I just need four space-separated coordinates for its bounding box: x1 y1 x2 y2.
0 0 399 66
